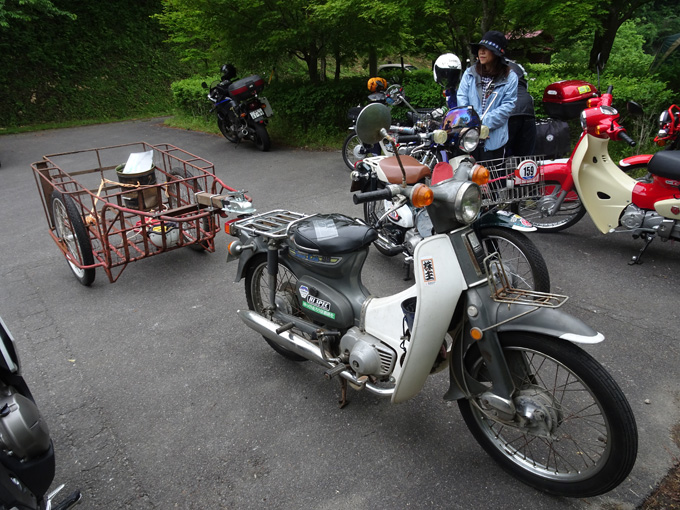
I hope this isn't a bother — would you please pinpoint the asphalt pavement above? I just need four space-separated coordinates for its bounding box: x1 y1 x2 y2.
0 119 678 509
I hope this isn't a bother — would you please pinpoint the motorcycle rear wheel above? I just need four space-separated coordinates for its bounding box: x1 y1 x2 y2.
217 115 239 143
478 227 550 293
244 254 308 361
458 332 637 497
513 182 586 232
253 123 271 152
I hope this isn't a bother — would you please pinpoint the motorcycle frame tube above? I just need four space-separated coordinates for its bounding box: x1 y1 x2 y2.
362 234 467 404
572 134 637 232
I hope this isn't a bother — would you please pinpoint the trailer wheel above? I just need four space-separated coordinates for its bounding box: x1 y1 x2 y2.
51 190 95 286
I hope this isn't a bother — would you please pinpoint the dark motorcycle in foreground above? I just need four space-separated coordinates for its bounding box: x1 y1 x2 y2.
221 103 637 497
0 316 81 510
202 64 274 152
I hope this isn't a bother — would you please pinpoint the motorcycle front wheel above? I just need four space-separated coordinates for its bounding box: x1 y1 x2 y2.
217 115 239 143
342 132 380 171
252 123 271 152
458 332 637 497
477 227 550 293
244 254 308 361
513 182 586 232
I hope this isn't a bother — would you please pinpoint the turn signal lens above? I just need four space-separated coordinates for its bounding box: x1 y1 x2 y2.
411 183 434 208
587 98 599 108
470 164 490 185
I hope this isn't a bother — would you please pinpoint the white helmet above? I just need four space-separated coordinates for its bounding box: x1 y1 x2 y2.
433 53 462 89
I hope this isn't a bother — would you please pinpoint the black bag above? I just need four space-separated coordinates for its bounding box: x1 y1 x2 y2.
534 118 571 159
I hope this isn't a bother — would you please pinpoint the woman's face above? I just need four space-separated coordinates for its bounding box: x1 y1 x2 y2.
478 47 496 67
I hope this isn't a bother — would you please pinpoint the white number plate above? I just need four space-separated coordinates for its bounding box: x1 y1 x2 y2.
250 109 264 120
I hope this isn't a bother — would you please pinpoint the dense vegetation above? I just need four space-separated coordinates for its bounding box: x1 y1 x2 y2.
1 0 679 157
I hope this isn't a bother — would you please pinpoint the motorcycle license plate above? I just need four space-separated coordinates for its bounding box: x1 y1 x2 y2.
250 109 265 120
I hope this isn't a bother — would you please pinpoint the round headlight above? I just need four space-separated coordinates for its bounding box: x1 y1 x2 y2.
454 182 482 224
459 128 480 153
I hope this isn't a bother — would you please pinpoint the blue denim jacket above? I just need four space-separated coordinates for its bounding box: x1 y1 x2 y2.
456 66 518 151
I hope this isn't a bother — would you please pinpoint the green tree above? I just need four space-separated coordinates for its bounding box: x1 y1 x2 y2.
0 0 75 28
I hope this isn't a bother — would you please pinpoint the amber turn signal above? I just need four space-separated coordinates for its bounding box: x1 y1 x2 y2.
471 164 490 185
411 183 434 208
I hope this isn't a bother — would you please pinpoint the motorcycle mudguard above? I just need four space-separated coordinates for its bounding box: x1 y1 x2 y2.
228 235 268 282
495 304 603 344
619 154 652 169
363 234 467 404
476 209 536 232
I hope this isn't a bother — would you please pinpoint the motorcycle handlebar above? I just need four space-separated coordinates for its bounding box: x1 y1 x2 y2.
395 134 423 144
353 188 394 204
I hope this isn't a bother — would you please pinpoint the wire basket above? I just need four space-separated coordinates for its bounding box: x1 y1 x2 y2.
479 156 544 207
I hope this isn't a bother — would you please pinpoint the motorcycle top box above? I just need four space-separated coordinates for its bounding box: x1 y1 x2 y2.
543 80 599 120
228 75 265 101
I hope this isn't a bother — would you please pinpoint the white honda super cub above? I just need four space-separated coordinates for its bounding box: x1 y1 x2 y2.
223 103 637 497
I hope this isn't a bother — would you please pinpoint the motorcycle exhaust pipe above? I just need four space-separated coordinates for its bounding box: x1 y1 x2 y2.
237 310 394 397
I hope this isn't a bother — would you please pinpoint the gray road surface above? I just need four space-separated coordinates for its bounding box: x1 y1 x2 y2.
0 119 678 509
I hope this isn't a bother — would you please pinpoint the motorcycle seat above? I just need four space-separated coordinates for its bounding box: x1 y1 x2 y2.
648 150 680 181
291 214 378 255
378 155 431 184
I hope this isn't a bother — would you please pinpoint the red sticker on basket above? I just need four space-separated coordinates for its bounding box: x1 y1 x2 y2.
514 159 539 185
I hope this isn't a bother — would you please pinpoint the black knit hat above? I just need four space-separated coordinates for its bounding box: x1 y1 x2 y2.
470 31 508 59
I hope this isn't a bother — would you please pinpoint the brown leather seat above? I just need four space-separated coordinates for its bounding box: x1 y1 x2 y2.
378 155 431 184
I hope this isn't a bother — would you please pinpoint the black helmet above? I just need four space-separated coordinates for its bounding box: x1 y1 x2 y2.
220 64 237 81
433 53 462 89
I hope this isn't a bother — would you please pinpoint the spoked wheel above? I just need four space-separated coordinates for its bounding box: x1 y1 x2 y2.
363 191 402 256
217 114 239 143
51 190 95 286
513 182 586 232
458 332 638 497
244 254 308 361
252 123 271 152
166 168 210 251
342 132 379 171
478 227 550 293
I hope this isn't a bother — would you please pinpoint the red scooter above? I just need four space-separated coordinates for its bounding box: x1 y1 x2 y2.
516 86 680 264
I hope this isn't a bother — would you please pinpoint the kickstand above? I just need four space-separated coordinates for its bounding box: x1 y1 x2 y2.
630 235 654 265
338 378 349 409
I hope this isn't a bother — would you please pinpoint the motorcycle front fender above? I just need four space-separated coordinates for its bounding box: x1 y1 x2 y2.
476 209 536 232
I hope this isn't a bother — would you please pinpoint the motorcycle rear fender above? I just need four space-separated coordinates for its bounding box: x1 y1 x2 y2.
229 235 269 282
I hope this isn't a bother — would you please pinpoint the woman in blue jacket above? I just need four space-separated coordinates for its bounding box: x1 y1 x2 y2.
457 31 518 161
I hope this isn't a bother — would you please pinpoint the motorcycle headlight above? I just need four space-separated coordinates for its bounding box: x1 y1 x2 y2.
454 182 482 224
459 128 480 153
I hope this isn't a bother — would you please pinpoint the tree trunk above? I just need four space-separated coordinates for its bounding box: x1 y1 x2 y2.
368 47 377 77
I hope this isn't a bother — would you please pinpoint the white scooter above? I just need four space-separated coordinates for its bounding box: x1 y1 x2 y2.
222 103 637 497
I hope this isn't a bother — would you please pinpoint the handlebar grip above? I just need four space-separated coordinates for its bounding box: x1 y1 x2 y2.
353 188 393 204
606 85 613 94
619 131 636 147
395 134 422 144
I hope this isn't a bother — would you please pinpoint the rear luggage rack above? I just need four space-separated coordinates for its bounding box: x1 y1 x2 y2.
232 210 311 239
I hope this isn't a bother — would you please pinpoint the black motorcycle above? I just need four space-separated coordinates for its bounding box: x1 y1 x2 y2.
202 64 273 152
0 316 81 510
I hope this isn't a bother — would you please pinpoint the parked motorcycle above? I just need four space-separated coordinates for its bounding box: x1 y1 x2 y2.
619 103 680 178
202 64 273 152
342 80 440 170
352 106 550 291
0 316 81 509
515 86 680 264
223 102 638 497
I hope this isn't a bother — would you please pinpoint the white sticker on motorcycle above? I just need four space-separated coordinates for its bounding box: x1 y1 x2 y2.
514 159 539 185
421 258 436 284
313 218 339 241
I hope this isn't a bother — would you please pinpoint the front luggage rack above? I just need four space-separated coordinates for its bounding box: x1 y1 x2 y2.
485 256 568 308
231 209 310 239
